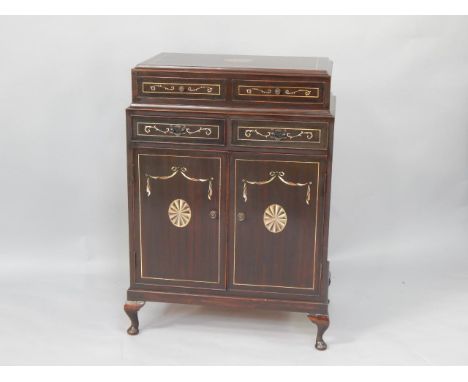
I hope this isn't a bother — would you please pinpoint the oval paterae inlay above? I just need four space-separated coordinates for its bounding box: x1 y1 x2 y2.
168 199 191 228
263 204 287 233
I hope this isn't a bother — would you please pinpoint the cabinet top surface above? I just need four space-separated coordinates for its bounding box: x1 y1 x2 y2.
137 52 333 75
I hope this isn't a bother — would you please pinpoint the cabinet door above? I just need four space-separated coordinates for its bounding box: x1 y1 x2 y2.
134 150 226 290
230 153 325 298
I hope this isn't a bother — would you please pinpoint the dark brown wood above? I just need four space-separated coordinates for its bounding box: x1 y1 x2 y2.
134 149 227 291
229 152 326 298
132 54 332 110
307 313 330 350
137 53 333 74
127 289 328 314
125 53 335 350
231 118 328 151
124 301 145 335
131 114 226 146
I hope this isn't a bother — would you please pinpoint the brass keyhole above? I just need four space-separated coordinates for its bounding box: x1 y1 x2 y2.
237 212 246 222
209 210 218 219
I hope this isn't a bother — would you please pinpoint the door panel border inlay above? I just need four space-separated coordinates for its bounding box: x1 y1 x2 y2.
233 158 320 291
137 154 222 286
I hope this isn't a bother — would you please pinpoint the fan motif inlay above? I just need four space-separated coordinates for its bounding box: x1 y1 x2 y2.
263 204 287 233
168 199 192 228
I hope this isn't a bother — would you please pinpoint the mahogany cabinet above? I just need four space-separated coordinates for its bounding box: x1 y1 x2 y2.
124 53 335 350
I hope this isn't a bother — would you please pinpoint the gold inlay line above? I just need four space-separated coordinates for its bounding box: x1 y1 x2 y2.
146 166 214 201
233 158 320 290
138 154 222 284
238 126 321 144
137 122 219 139
242 171 313 205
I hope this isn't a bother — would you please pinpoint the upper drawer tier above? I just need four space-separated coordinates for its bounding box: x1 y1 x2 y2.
132 70 330 109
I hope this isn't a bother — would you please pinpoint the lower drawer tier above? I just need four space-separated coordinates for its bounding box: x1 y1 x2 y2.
231 118 329 150
131 114 225 145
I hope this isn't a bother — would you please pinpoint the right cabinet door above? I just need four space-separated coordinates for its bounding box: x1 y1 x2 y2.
230 153 326 299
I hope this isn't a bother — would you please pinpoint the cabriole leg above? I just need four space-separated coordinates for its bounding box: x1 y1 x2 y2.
307 314 330 351
124 301 145 335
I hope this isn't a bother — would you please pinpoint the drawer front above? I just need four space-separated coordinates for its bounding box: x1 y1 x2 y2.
232 119 328 150
132 115 225 145
233 79 326 106
138 76 226 100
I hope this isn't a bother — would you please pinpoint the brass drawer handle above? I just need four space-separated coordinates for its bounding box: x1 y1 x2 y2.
242 171 313 205
237 212 246 222
169 124 187 136
146 166 214 200
269 129 287 141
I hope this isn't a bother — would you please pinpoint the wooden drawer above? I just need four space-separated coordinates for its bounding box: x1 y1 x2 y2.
131 115 225 145
232 79 327 106
231 119 328 150
137 76 226 101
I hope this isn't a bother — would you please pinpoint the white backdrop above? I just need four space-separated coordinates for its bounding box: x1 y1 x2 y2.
0 16 467 365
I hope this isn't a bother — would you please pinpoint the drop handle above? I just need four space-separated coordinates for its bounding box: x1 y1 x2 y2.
209 210 218 219
270 129 287 141
169 124 187 136
237 212 246 222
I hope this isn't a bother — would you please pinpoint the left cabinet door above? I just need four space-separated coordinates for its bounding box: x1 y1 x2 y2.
132 149 226 291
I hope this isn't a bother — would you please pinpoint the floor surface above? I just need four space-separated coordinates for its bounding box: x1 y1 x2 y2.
2 246 467 365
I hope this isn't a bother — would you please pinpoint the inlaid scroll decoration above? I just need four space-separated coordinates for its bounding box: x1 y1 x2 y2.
237 85 320 99
284 89 313 96
246 87 272 94
142 82 221 96
187 86 214 93
146 166 213 200
244 128 314 141
242 171 312 205
150 84 175 91
142 123 213 137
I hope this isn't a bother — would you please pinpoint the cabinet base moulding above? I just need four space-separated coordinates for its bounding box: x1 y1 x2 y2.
126 289 328 314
